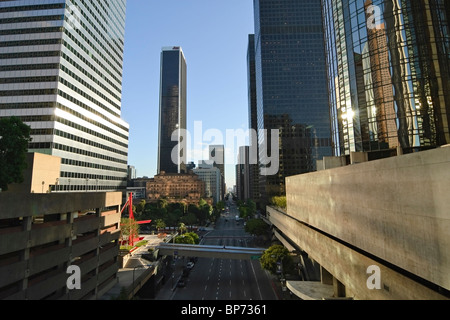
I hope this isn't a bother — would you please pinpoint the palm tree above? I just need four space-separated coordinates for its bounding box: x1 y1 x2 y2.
155 219 166 234
179 222 187 234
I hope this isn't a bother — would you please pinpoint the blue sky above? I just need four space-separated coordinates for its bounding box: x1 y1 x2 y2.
121 0 255 188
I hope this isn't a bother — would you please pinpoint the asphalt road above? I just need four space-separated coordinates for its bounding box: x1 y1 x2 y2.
171 202 280 301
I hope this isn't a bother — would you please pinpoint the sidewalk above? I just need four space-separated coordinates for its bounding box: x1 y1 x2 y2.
154 258 185 300
99 234 166 300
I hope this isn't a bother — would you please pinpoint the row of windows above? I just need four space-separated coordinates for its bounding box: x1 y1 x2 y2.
55 107 128 148
54 183 125 192
0 14 63 25
60 59 121 103
59 75 121 113
0 88 57 96
13 112 128 156
64 11 123 68
0 3 65 14
0 26 63 36
0 38 61 48
0 76 57 84
0 101 129 138
60 171 126 182
62 38 122 91
0 33 122 98
63 23 123 80
61 158 127 174
54 128 128 157
61 50 121 98
0 63 59 72
77 0 125 51
57 91 128 138
0 50 61 60
53 142 127 165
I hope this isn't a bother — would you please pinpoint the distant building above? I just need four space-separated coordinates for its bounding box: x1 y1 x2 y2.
0 153 122 300
145 172 210 205
193 162 222 205
209 145 225 201
127 165 137 181
158 47 187 174
236 146 250 201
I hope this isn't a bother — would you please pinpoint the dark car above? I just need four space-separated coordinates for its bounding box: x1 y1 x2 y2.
177 279 186 287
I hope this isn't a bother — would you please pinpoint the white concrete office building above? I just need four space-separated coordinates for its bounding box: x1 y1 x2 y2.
0 0 129 192
193 162 221 205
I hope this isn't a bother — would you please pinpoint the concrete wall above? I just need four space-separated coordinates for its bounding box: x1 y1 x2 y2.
0 191 122 300
267 206 447 300
7 153 61 194
285 147 450 294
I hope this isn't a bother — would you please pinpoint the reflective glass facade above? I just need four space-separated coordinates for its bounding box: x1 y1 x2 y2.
0 0 129 192
253 0 332 200
322 0 450 156
158 47 187 174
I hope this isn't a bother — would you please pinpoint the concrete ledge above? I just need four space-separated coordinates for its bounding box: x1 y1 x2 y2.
286 147 450 291
287 281 334 300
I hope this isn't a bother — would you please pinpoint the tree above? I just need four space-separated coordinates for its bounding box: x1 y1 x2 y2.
120 218 139 248
245 219 269 237
179 222 187 234
155 219 166 233
175 233 195 244
260 245 295 275
0 116 32 191
175 232 199 245
270 196 287 209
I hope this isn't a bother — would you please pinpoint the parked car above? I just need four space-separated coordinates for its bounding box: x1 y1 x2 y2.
177 279 186 288
186 262 195 269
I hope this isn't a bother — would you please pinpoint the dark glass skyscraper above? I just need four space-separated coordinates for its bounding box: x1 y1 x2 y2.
247 34 260 202
253 0 333 202
158 47 187 174
322 0 450 157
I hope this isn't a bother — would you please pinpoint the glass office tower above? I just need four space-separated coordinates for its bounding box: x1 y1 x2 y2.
0 0 129 192
322 0 450 157
253 0 333 201
247 34 260 202
158 46 187 174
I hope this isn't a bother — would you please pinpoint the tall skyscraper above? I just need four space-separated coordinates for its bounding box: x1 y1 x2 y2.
158 46 187 174
253 0 333 203
322 0 450 157
247 34 260 203
0 0 129 192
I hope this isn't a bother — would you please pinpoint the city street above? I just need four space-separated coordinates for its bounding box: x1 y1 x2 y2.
159 202 281 301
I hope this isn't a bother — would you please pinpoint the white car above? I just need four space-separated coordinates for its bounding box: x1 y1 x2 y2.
186 262 195 269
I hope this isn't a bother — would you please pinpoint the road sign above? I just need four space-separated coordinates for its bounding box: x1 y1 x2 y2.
251 255 261 260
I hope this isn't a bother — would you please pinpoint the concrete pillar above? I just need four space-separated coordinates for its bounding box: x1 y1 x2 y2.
333 277 346 298
350 152 368 164
321 266 333 285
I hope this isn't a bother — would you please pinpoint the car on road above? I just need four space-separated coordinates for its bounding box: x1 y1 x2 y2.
186 262 195 269
177 279 186 288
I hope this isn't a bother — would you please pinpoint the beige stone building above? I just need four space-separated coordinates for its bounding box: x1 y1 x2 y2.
143 171 211 205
